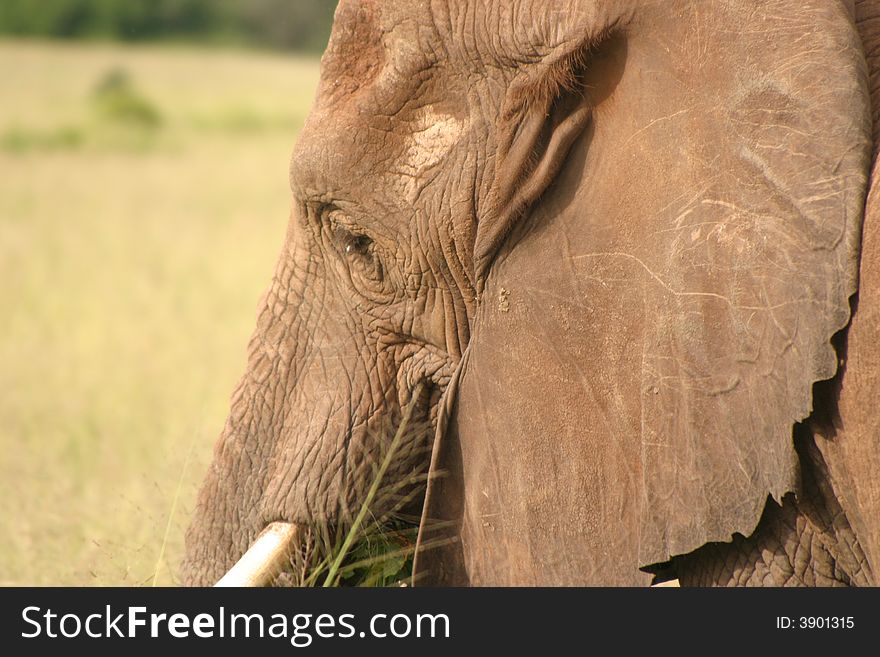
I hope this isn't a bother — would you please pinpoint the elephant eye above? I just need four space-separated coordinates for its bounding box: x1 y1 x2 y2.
315 204 390 295
328 221 385 290
342 232 372 258
332 224 374 262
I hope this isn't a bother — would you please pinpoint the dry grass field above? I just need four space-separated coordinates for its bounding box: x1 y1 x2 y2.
0 40 320 585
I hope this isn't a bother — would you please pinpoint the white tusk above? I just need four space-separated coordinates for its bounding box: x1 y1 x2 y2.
214 522 300 587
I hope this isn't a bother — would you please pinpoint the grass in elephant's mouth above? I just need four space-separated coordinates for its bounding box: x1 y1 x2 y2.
285 519 421 587
278 394 448 587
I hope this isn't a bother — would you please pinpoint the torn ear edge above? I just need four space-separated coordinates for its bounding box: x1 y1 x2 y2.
473 41 600 284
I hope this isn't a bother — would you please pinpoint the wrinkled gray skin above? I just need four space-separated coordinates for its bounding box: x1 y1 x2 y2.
183 0 880 586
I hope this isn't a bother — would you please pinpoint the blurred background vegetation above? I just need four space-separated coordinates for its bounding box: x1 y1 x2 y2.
0 2 334 585
0 0 337 52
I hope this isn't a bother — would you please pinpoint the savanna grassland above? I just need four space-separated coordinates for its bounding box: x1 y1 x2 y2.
0 39 320 585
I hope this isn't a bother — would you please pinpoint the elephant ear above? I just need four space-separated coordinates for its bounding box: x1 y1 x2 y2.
418 1 870 584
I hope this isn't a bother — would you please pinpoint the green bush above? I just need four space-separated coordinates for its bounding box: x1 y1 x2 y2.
92 68 162 128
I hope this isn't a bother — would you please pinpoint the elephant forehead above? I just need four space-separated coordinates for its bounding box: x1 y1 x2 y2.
292 44 468 204
290 0 465 193
318 0 441 106
292 87 467 197
317 0 385 104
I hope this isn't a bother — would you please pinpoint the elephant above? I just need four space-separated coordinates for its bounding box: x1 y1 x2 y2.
182 0 880 586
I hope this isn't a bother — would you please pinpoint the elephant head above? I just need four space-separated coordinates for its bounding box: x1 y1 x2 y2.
183 0 879 586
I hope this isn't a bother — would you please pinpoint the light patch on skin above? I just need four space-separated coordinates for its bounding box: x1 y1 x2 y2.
395 106 465 201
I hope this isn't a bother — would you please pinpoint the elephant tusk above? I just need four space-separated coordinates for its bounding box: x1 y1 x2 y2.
214 522 300 587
